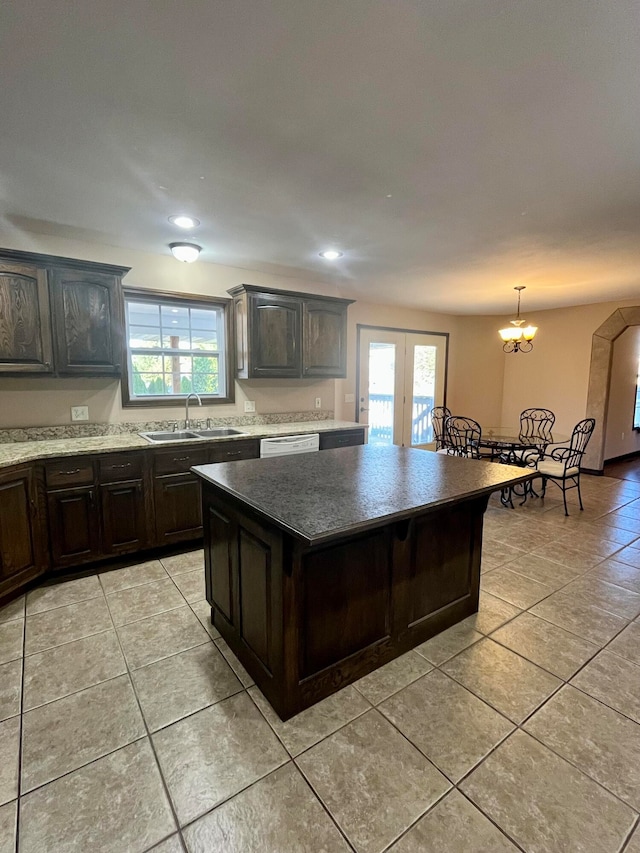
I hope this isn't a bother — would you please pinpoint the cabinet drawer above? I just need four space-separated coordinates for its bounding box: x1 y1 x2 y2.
209 439 259 464
154 447 209 476
99 453 144 483
319 430 365 450
45 459 94 488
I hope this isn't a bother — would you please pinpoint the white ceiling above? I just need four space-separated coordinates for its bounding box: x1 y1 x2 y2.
1 0 639 314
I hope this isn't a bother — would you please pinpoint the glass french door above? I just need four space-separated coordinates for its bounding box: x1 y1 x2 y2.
357 328 447 450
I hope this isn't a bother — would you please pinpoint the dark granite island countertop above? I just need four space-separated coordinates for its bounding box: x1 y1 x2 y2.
193 446 533 719
192 445 532 546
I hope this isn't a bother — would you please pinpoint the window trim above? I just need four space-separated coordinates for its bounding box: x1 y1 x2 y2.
121 287 235 408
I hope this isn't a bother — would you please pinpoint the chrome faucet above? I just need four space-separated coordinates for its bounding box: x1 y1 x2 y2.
184 392 202 429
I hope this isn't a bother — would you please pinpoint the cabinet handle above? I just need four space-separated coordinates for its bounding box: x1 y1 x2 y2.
172 456 191 462
109 463 131 469
44 361 51 368
225 451 242 457
58 468 81 475
89 490 96 508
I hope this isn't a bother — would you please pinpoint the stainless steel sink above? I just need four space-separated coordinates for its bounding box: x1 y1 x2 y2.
193 428 247 437
139 431 204 443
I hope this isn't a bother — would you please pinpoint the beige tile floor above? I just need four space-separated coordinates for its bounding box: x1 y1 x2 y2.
2 476 640 852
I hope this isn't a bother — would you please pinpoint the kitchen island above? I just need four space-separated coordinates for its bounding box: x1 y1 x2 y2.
193 445 532 719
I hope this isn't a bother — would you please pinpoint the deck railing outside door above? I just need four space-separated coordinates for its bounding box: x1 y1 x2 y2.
368 394 434 445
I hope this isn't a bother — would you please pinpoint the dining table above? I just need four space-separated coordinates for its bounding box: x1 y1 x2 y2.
478 427 569 506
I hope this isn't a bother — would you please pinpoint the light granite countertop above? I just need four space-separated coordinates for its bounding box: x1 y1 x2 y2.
0 420 366 469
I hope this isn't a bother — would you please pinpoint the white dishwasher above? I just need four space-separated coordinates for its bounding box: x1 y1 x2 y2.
259 433 320 458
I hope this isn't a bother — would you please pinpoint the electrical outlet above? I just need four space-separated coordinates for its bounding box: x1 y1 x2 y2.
244 400 256 413
315 397 321 409
71 406 89 422
344 393 355 403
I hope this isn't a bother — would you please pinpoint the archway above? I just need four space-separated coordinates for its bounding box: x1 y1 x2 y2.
584 306 640 472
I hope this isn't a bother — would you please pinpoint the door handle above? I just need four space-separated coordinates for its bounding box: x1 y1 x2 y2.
360 407 369 413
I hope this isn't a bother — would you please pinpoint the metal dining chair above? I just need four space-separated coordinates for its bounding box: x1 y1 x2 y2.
513 408 556 465
431 406 452 453
445 416 482 458
536 418 596 515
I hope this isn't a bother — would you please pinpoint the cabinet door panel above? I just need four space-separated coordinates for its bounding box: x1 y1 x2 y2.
48 487 101 568
100 480 147 554
319 430 365 450
300 530 392 678
50 269 123 374
238 527 273 671
205 505 235 625
0 467 45 589
408 503 478 628
302 300 348 377
0 264 53 373
250 294 301 378
154 474 203 544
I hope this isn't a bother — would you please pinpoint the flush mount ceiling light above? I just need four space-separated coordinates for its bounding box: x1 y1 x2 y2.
319 249 343 260
168 215 200 229
498 286 538 353
169 242 202 263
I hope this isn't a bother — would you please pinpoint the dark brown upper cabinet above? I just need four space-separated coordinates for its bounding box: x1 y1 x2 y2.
50 268 123 375
302 298 349 378
0 262 53 373
228 284 353 380
0 249 129 377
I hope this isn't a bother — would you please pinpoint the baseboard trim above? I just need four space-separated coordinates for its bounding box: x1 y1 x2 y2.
604 449 640 465
582 467 604 476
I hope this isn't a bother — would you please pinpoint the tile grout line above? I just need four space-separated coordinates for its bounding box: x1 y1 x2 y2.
620 814 640 853
14 599 27 853
102 576 187 850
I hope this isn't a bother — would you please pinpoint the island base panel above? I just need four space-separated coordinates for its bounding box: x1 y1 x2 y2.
203 489 487 720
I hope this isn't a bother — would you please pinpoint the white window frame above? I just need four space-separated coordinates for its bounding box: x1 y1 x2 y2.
121 288 234 407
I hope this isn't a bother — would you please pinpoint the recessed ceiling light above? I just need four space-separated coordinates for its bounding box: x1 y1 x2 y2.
169 242 202 263
168 215 200 229
319 249 343 260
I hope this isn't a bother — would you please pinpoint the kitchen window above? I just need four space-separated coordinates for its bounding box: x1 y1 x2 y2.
122 288 234 406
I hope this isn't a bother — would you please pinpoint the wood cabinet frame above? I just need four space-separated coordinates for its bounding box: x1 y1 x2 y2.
228 284 354 380
0 248 129 377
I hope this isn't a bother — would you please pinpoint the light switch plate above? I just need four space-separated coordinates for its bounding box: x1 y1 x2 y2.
244 400 256 413
71 406 89 422
344 393 355 403
315 397 321 409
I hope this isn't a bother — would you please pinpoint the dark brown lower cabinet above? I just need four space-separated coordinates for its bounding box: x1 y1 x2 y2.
154 473 203 545
202 483 486 720
100 479 148 554
0 429 362 602
0 465 47 600
319 429 365 450
47 486 101 569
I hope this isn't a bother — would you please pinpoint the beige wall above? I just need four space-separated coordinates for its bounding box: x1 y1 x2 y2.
500 299 640 437
448 315 505 427
604 326 640 460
